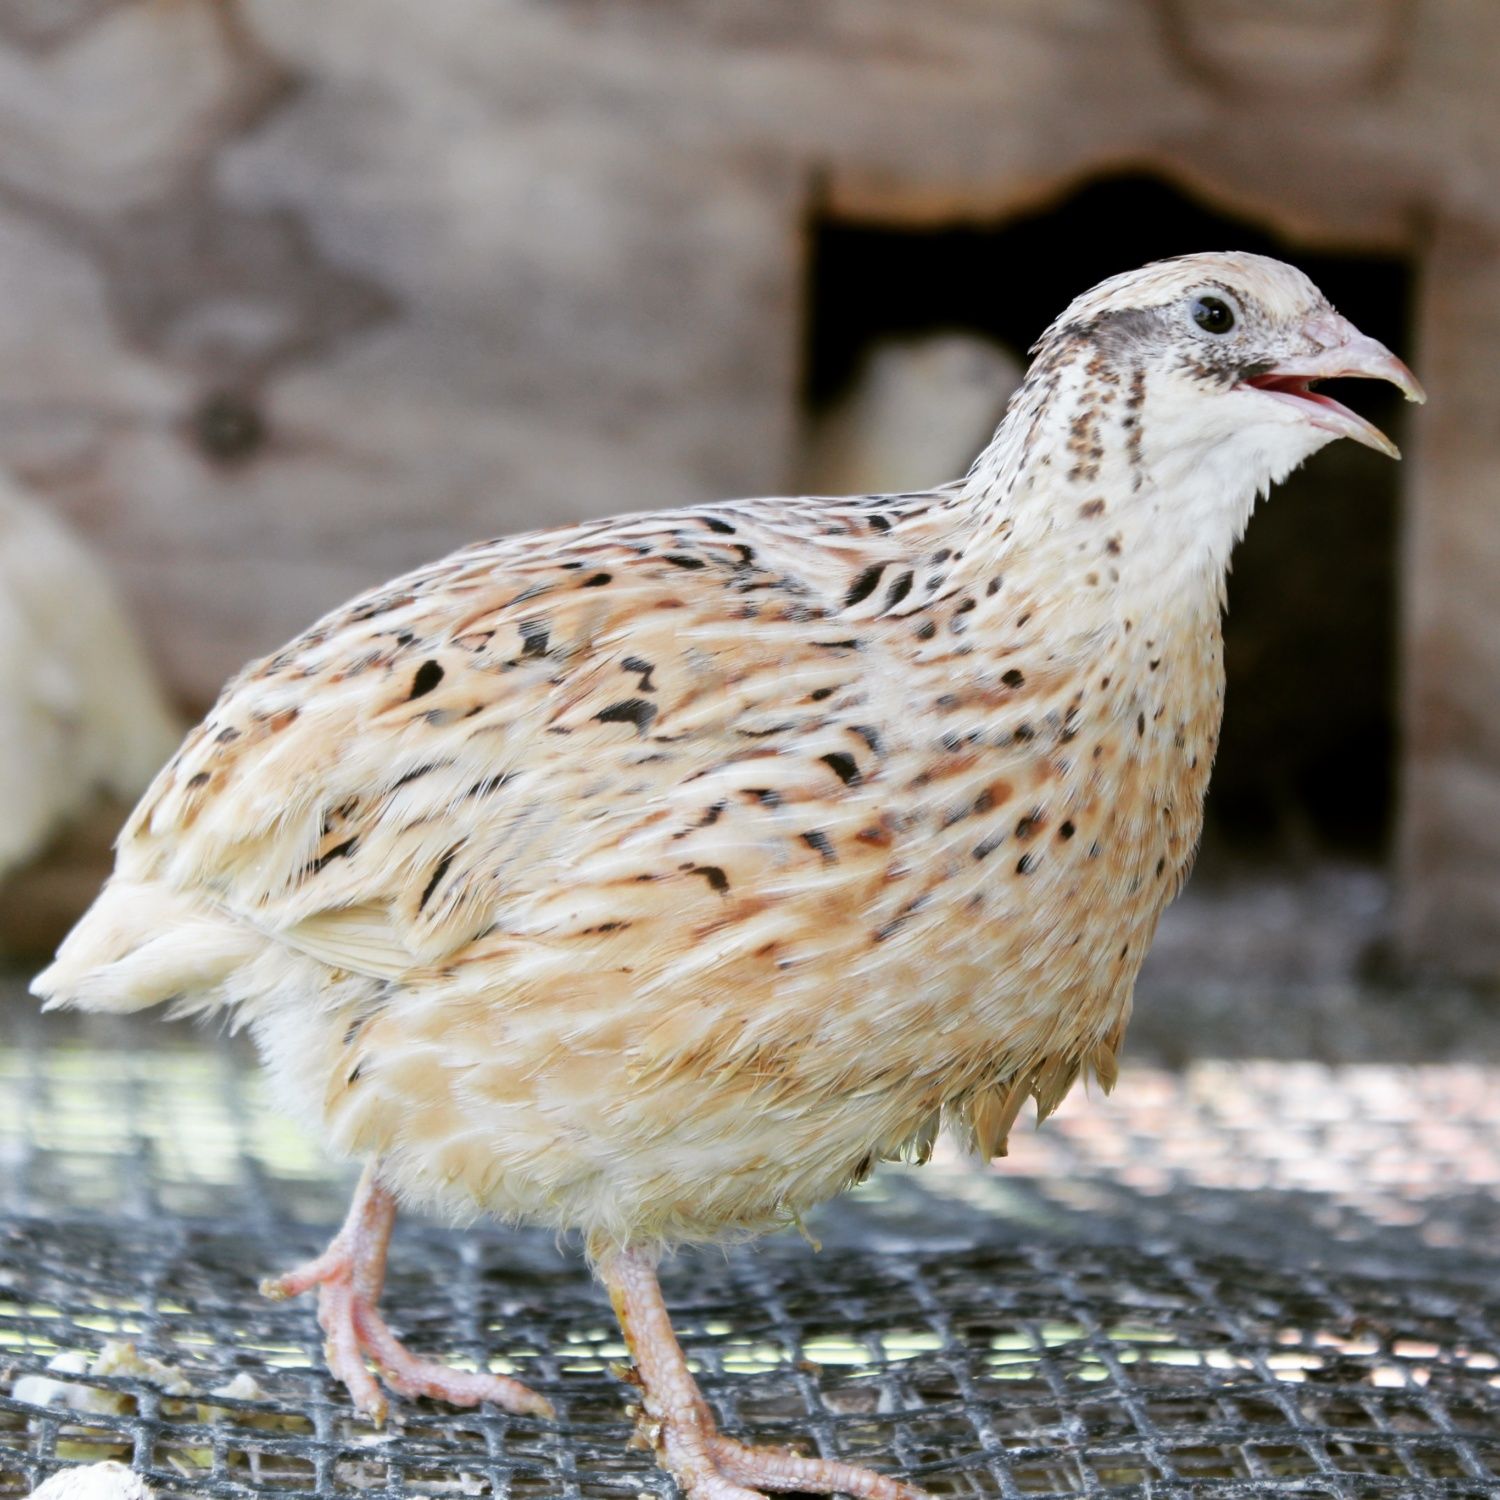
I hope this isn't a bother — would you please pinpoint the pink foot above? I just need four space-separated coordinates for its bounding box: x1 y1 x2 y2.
600 1247 928 1500
262 1166 553 1425
707 1434 927 1499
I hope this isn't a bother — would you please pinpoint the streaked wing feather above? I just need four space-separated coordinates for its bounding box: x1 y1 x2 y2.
117 498 920 978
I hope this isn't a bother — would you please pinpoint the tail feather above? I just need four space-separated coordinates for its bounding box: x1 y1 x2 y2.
31 877 262 1015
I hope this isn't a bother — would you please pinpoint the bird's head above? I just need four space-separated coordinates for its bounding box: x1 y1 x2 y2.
1026 252 1422 498
979 251 1425 575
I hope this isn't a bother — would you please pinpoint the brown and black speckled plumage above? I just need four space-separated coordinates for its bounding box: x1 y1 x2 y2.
35 253 1422 1500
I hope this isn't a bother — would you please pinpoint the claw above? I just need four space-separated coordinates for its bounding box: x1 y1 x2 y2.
266 1164 552 1423
598 1247 927 1500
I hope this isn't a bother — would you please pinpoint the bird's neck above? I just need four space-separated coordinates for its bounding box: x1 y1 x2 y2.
953 350 1261 619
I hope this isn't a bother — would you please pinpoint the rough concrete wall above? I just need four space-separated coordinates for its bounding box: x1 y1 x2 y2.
0 1 810 703
1397 222 1500 977
0 0 1497 971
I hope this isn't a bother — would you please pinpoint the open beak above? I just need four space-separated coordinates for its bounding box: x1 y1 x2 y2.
1240 325 1425 460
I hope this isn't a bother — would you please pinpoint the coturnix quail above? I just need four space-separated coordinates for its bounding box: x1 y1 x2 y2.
34 253 1423 1500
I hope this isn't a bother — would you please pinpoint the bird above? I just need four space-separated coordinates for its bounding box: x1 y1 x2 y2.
32 252 1423 1500
0 472 178 882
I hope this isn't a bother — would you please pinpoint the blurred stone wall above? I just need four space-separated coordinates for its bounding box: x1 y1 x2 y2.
0 0 1497 973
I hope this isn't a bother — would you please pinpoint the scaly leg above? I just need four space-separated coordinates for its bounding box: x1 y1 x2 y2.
598 1246 928 1500
262 1163 553 1424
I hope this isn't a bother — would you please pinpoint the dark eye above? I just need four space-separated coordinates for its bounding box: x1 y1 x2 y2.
1192 295 1236 335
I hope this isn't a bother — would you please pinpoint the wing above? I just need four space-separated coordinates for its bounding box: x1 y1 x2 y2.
118 494 936 979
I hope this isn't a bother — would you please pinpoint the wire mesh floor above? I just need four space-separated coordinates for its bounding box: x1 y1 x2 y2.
2 998 1499 1499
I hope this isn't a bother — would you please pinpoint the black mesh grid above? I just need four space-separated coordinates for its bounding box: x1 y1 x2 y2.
3 996 1499 1499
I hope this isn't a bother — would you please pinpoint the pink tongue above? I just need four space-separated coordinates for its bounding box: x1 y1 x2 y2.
1253 375 1345 414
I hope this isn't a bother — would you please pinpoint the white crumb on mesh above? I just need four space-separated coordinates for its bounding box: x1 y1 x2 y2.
25 1461 154 1500
11 1351 94 1412
89 1343 192 1399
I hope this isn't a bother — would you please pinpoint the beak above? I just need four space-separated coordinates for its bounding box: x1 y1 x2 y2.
1241 323 1425 460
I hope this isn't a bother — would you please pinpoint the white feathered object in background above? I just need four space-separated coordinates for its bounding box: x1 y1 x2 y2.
802 330 1023 496
0 474 178 878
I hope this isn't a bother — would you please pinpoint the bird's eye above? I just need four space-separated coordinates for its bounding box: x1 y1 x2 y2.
1192 295 1236 335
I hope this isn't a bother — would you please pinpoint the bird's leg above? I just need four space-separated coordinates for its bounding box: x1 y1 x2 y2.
598 1246 927 1500
262 1163 553 1424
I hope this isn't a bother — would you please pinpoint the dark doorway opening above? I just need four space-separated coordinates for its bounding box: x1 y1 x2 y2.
801 173 1413 868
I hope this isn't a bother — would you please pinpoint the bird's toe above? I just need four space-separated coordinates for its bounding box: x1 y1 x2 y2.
707 1433 929 1500
648 1416 928 1500
352 1296 555 1419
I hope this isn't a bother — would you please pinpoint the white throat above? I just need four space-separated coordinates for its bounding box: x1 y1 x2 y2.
959 350 1332 601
